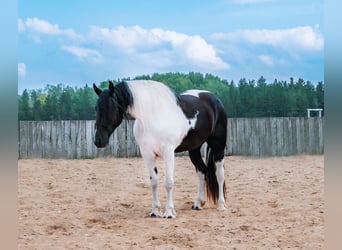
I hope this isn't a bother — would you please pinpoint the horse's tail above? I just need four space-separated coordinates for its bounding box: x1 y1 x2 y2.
205 146 221 204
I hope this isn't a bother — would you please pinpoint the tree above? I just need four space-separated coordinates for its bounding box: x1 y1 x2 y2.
18 89 32 120
30 90 45 120
59 86 75 120
238 78 256 117
316 81 324 109
18 73 324 120
42 84 63 120
74 85 97 120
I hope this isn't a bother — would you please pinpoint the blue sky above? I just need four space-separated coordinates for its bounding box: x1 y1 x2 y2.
18 0 324 93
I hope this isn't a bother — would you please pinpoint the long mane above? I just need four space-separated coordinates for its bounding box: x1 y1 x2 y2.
126 80 180 120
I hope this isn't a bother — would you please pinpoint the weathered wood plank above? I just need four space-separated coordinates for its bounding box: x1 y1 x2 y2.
85 120 93 158
19 121 28 158
127 120 139 157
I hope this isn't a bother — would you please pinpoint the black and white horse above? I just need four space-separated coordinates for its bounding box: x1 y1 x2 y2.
93 80 227 218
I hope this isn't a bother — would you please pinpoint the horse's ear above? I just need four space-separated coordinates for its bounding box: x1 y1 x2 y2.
93 83 102 96
109 81 115 96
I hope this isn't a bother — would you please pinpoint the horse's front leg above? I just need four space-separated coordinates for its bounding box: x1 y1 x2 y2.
140 148 161 217
148 164 161 217
162 148 177 219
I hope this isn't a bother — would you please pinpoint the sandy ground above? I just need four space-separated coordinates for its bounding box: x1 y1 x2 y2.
18 155 324 249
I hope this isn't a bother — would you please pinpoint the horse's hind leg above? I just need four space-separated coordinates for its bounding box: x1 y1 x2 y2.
207 136 227 210
215 153 226 210
189 147 206 210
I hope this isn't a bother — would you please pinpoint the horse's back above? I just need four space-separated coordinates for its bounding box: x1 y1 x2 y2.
180 89 227 128
175 90 227 152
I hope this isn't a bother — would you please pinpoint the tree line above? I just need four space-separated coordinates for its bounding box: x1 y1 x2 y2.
18 72 324 120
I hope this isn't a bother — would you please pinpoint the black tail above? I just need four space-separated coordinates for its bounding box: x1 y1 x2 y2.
205 146 226 205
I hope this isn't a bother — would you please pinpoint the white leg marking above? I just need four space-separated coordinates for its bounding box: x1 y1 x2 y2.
149 165 161 217
215 159 226 210
162 148 176 218
193 171 206 210
140 148 161 217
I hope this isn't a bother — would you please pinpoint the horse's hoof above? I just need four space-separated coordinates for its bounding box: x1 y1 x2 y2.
149 210 161 217
217 203 227 211
192 200 204 210
163 209 176 219
163 215 173 219
163 215 175 219
191 205 201 210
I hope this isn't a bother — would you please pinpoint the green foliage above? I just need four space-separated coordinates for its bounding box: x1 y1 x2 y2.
18 84 97 121
18 89 31 120
18 72 324 120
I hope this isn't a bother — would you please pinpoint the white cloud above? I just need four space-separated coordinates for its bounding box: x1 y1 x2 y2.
61 45 103 63
18 63 26 77
258 55 274 66
182 35 229 69
212 25 324 52
18 17 82 40
89 25 229 71
89 25 162 49
19 18 229 71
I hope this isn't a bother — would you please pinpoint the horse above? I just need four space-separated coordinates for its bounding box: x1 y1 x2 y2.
93 80 227 218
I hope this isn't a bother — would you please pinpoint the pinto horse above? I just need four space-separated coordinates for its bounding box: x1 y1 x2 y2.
93 80 227 218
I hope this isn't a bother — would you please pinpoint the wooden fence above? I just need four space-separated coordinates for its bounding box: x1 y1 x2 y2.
18 117 323 159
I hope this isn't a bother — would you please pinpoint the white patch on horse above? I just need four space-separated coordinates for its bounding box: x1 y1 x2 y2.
126 80 192 218
188 110 199 129
215 159 226 210
181 89 210 98
127 80 192 148
193 171 206 209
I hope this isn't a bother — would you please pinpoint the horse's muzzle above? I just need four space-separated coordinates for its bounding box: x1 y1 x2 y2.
94 131 109 148
94 138 107 148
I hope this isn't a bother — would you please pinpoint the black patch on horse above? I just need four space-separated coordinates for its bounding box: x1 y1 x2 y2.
176 94 199 120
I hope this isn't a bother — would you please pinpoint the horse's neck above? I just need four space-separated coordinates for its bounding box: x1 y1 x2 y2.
127 81 179 114
127 99 181 122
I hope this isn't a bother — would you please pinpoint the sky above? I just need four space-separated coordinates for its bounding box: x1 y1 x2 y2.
18 0 324 93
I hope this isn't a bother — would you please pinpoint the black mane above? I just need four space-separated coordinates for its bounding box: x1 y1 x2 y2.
114 81 134 113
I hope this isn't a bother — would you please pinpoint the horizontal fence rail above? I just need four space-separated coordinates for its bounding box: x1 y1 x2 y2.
18 118 323 159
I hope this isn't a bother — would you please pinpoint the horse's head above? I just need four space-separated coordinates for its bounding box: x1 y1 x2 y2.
93 81 124 148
